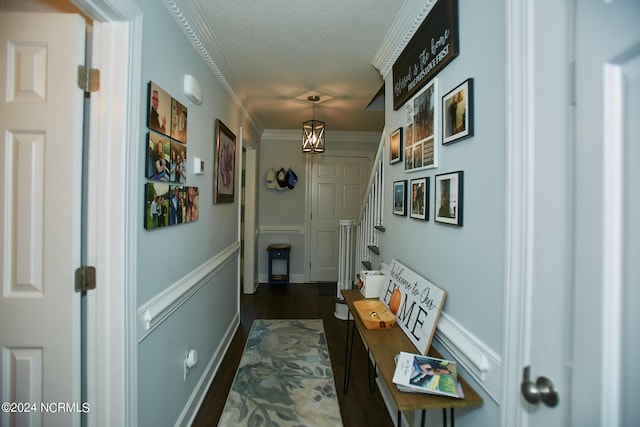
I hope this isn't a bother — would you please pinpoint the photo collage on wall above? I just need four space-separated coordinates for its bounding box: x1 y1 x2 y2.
144 81 199 230
389 76 472 228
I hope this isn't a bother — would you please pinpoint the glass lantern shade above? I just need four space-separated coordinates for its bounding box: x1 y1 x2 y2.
302 119 325 153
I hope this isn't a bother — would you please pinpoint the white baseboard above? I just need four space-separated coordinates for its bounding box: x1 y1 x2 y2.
256 273 307 285
175 313 240 427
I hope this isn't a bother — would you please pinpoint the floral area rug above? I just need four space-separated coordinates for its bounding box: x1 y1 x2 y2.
217 319 343 426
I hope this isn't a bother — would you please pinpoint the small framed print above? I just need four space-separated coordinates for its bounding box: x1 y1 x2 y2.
442 78 473 145
410 177 429 221
213 119 236 203
435 171 463 226
390 127 403 164
393 180 407 216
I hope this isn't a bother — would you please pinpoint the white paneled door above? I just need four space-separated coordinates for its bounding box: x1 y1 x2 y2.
570 1 640 425
309 155 369 282
0 13 86 427
521 1 640 426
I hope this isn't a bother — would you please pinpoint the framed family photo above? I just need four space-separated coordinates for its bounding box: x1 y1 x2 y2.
389 127 403 164
410 177 429 221
170 97 188 144
147 82 172 137
435 171 463 226
442 78 473 145
393 180 407 216
213 119 236 203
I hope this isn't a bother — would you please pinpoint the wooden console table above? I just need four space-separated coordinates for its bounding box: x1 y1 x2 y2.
342 289 482 427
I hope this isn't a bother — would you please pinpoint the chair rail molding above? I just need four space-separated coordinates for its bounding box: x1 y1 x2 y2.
137 241 240 342
378 262 501 403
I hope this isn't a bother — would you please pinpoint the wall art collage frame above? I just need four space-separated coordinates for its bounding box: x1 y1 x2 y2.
389 0 471 227
390 76 471 227
144 81 199 230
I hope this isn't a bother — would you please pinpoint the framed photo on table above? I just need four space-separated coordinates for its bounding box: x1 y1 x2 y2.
213 119 236 203
393 180 407 216
442 78 473 145
434 171 463 226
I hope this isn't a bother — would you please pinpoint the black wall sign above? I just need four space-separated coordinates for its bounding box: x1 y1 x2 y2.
392 0 459 110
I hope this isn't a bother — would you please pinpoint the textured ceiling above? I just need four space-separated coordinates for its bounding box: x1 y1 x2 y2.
182 0 406 133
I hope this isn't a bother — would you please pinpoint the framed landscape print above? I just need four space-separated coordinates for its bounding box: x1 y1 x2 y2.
390 127 403 164
405 79 439 172
410 177 429 220
393 180 407 216
435 171 463 226
443 78 473 145
213 119 236 203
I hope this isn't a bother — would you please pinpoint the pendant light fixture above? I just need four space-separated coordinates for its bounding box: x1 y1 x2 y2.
302 95 325 153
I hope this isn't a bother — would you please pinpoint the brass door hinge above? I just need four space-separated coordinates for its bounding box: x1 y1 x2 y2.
77 65 100 93
75 266 96 292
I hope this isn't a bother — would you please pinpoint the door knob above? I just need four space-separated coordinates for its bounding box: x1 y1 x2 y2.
521 366 559 407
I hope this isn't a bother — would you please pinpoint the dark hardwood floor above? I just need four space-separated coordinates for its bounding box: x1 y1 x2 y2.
191 283 394 427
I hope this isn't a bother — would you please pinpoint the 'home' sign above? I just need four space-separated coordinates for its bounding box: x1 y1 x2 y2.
380 259 447 355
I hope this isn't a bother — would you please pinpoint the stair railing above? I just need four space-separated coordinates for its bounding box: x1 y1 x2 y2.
337 131 385 303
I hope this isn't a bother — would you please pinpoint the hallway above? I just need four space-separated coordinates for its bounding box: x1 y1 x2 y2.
191 283 394 427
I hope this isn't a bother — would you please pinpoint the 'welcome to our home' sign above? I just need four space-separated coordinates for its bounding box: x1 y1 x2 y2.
392 0 459 110
379 259 447 355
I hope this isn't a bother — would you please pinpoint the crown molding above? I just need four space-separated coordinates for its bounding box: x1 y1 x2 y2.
163 0 263 135
371 0 437 78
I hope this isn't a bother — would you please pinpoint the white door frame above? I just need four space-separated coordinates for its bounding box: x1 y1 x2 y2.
502 0 542 424
73 1 142 426
242 143 259 294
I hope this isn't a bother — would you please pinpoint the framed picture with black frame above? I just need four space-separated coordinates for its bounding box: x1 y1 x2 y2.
410 177 429 221
442 78 473 145
434 171 463 226
393 180 407 216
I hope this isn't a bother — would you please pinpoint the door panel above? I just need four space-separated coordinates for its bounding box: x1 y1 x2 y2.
309 155 369 281
523 1 639 426
571 1 640 425
0 12 85 427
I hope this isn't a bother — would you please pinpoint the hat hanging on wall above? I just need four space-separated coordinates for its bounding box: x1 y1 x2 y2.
265 167 276 189
286 168 297 189
276 167 288 191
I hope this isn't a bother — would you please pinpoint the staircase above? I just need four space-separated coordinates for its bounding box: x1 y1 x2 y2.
335 133 385 318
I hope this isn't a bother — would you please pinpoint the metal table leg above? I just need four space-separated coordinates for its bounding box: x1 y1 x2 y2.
343 309 355 393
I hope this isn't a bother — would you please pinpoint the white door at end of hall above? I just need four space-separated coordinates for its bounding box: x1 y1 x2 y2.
0 12 86 427
310 156 369 282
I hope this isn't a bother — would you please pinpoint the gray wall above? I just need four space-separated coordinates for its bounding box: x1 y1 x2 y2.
380 0 506 424
133 0 259 424
383 0 506 353
257 131 379 283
